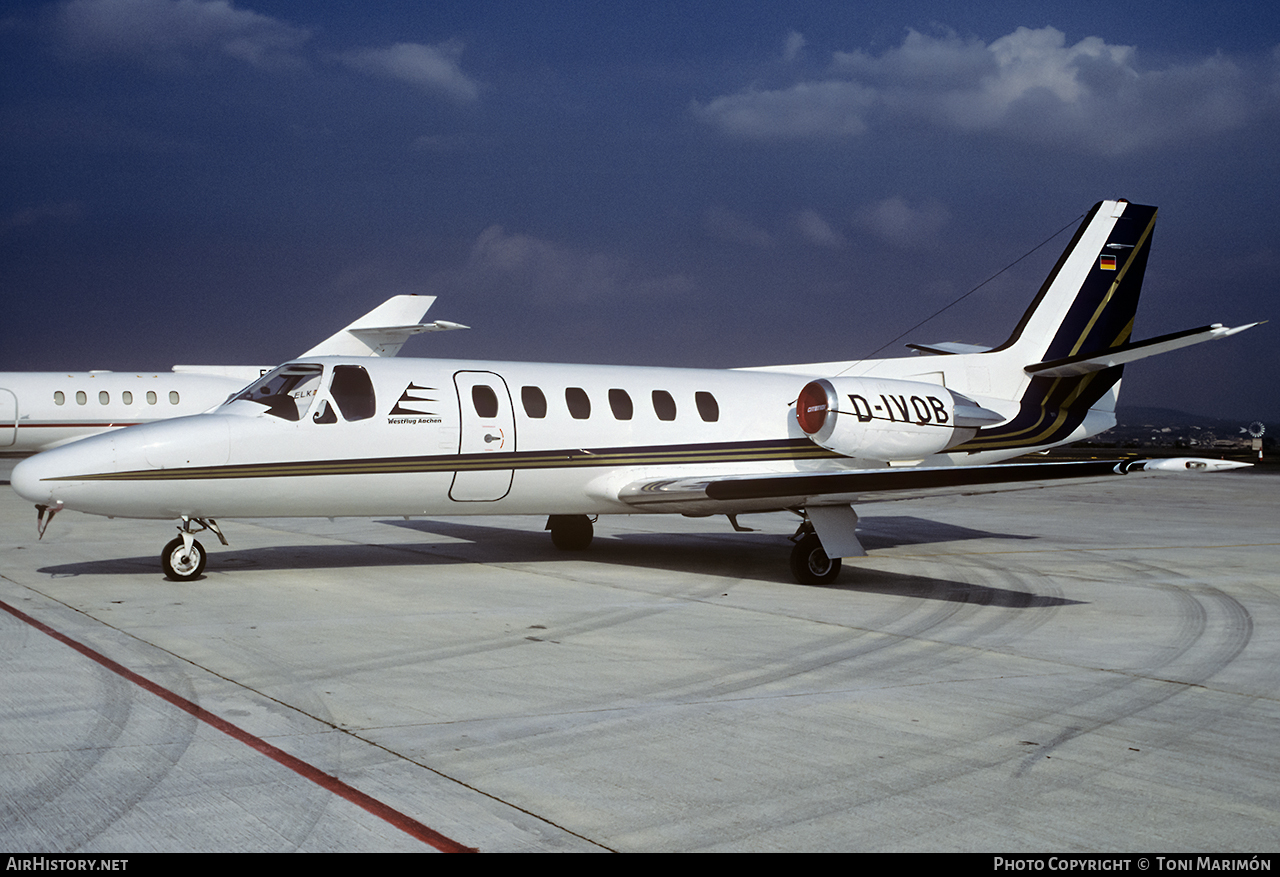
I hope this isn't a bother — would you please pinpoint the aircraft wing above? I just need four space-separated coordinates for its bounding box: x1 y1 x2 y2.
615 458 1246 515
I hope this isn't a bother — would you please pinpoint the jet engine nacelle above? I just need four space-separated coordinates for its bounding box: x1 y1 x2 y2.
796 377 996 462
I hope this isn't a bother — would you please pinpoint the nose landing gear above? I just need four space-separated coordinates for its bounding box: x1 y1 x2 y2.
160 517 227 581
162 536 206 581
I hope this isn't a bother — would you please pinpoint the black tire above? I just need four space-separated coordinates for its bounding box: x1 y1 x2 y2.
789 533 841 585
548 515 593 551
162 536 207 581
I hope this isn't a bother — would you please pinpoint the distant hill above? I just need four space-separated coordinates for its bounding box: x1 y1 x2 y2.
1087 406 1269 450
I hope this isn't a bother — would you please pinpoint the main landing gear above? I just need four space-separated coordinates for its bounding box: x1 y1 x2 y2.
161 517 227 581
544 513 843 586
788 522 842 586
546 514 594 551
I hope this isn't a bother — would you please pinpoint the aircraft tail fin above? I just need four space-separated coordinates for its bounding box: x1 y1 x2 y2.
953 200 1157 454
993 199 1158 365
955 200 1256 455
302 295 469 358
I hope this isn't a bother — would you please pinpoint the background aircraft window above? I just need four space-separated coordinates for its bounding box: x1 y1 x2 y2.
652 390 676 421
330 365 376 421
122 391 132 405
54 391 64 406
521 386 547 418
608 388 633 420
565 387 591 419
696 391 719 422
471 384 499 418
99 391 109 405
147 391 157 405
169 391 180 405
76 391 86 405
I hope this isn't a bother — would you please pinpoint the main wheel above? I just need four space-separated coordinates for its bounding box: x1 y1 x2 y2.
789 533 841 585
162 536 207 581
547 515 593 551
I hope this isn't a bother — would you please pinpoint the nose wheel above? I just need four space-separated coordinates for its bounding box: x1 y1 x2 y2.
159 517 227 580
162 536 207 581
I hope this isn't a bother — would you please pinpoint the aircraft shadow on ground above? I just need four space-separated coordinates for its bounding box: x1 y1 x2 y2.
35 515 1079 606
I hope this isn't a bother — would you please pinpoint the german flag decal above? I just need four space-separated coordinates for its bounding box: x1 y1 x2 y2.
1099 254 1117 270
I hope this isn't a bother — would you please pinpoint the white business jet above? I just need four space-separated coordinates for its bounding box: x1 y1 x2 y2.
11 200 1258 584
0 295 466 453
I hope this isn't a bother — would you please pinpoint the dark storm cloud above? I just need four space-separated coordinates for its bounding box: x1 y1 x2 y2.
338 40 481 104
57 0 312 69
2 3 1276 422
694 26 1280 154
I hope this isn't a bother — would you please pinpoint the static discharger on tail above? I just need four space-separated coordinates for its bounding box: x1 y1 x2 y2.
12 200 1258 584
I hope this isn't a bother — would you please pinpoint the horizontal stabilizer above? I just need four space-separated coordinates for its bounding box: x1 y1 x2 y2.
1025 322 1261 378
348 319 469 340
906 341 994 355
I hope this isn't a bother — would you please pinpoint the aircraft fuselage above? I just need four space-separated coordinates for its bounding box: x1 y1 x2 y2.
12 355 1009 520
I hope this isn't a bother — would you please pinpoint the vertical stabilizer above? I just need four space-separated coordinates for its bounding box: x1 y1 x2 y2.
955 199 1158 454
302 295 469 357
994 199 1158 365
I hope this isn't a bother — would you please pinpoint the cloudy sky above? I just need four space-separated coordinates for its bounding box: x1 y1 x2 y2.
3 0 1277 422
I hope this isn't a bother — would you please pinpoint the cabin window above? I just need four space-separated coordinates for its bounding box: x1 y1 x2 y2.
147 391 157 405
471 384 499 418
122 391 133 405
608 389 633 421
565 387 591 419
521 386 547 418
695 391 719 422
54 391 65 406
232 364 323 421
76 391 86 405
99 391 109 405
330 365 377 421
169 391 180 405
652 390 676 421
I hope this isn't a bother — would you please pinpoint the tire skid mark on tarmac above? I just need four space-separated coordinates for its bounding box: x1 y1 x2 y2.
1010 557 1254 776
1 598 344 853
212 641 345 851
669 555 1262 850
435 555 1077 770
666 554 1070 703
0 614 199 852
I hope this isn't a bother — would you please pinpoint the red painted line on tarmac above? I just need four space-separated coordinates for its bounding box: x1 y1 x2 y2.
0 598 477 853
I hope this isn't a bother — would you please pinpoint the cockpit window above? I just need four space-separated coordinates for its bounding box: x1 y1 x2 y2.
330 365 376 421
232 364 324 421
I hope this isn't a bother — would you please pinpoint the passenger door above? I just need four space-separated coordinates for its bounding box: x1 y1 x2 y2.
450 371 515 501
0 388 15 447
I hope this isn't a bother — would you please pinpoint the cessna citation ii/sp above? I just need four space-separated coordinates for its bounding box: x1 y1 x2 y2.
12 200 1258 584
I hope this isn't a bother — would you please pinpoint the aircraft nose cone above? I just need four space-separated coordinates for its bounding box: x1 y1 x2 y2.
11 453 57 505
